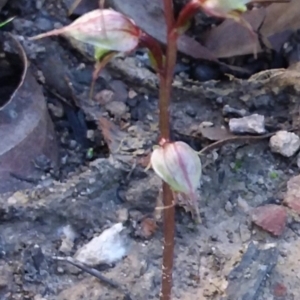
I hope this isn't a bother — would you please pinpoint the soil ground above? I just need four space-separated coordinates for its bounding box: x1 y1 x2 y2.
0 1 300 300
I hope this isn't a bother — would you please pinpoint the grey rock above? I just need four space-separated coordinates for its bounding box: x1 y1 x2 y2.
239 224 251 243
74 223 129 266
223 104 247 117
229 114 266 134
59 225 76 254
270 131 300 157
223 242 278 300
105 101 128 117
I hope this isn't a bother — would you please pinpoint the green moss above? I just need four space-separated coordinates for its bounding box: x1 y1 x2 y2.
269 171 278 179
233 160 242 171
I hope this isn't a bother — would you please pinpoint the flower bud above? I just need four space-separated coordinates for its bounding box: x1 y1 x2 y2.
30 9 142 53
150 141 202 194
195 0 250 17
192 0 256 57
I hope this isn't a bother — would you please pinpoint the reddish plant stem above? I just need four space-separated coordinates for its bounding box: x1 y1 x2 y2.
160 1 178 299
162 0 175 34
176 0 199 31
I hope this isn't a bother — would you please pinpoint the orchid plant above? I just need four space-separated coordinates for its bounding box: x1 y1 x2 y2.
30 0 267 299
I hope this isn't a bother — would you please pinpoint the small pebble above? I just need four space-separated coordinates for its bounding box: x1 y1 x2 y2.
86 129 95 141
229 114 266 134
109 80 128 102
185 105 196 117
57 267 64 274
225 201 233 212
7 192 29 205
270 130 300 157
128 89 137 99
59 238 74 254
105 101 127 117
222 104 247 117
94 89 115 105
69 140 77 150
117 208 129 223
199 121 213 128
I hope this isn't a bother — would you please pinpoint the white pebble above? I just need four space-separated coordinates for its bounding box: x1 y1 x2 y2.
270 131 300 157
74 223 129 266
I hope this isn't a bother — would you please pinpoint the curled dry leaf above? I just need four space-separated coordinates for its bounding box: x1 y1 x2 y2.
134 217 157 239
199 126 235 141
203 8 265 58
204 0 299 58
107 0 219 62
0 34 58 193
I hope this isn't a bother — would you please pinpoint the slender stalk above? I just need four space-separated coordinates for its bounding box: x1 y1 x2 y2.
159 1 178 299
162 0 175 33
176 0 199 31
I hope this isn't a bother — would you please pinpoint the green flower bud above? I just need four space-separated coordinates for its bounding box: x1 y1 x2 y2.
151 141 202 194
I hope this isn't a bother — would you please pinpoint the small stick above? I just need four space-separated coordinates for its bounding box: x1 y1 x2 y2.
52 256 132 300
198 132 275 156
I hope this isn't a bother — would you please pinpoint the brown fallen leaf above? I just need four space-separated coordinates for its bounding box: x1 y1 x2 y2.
261 0 300 36
203 8 265 58
251 204 287 236
203 0 299 58
199 126 234 141
108 0 219 62
134 217 157 239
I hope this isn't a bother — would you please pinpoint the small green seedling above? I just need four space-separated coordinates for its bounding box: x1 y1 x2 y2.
269 171 279 179
0 16 15 28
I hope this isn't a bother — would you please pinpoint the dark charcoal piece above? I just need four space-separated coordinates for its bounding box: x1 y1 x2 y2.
223 242 278 300
191 63 222 82
0 0 7 10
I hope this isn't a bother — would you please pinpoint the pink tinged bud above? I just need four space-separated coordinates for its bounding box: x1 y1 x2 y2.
151 141 202 194
194 0 257 57
196 0 250 17
30 9 142 53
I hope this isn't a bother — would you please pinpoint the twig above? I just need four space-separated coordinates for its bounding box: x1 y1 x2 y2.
9 172 39 184
198 132 276 156
52 256 132 300
160 1 177 299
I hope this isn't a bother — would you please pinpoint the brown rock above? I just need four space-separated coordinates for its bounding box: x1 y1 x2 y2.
273 282 287 297
251 204 286 236
284 175 300 214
